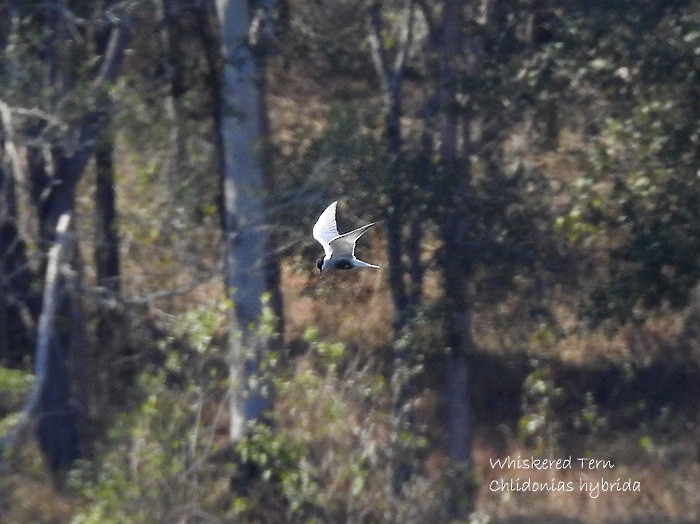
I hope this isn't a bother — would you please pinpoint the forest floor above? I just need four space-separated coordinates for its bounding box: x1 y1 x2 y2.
2 249 698 524
4 194 698 523
282 259 700 523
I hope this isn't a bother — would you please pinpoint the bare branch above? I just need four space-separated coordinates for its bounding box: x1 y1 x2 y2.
416 0 437 37
0 100 27 198
0 99 69 137
368 0 416 111
367 2 392 94
93 15 130 88
393 0 416 73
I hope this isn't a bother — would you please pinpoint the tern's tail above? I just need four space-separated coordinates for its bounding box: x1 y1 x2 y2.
352 259 380 269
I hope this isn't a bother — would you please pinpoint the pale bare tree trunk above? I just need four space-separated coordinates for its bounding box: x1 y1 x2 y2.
215 0 274 441
0 214 73 475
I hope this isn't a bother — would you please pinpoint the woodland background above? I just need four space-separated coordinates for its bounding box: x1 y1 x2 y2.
1 0 699 522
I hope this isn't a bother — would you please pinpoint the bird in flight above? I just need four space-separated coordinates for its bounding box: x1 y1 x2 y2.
312 201 380 275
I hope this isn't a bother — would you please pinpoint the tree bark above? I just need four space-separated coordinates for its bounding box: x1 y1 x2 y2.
253 0 285 333
158 0 189 187
0 214 74 477
368 1 415 330
215 0 275 441
436 0 475 516
38 19 129 479
94 121 120 293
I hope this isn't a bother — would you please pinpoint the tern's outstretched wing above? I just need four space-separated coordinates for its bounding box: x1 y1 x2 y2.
313 201 340 258
329 222 376 257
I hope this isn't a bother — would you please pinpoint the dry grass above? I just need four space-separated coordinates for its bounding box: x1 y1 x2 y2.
0 443 74 524
282 242 394 353
277 235 700 522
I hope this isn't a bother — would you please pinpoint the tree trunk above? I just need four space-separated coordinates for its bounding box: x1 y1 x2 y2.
92 110 126 431
436 0 475 516
0 215 76 480
39 21 129 479
253 1 285 332
368 1 415 330
94 122 120 293
368 1 419 490
407 212 423 308
215 0 275 441
158 0 189 188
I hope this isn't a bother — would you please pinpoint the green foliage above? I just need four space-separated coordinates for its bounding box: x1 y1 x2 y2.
66 306 452 522
592 103 699 313
70 305 232 523
250 330 451 523
0 367 34 438
520 363 612 455
303 326 345 372
282 0 374 80
0 367 33 413
519 363 562 451
71 363 232 521
234 423 320 517
572 391 608 437
536 1 700 325
170 301 228 355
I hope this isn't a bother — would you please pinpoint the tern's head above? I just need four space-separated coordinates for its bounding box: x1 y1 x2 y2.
316 257 324 275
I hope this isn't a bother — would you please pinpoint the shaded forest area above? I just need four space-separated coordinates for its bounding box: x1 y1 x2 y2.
1 0 699 522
